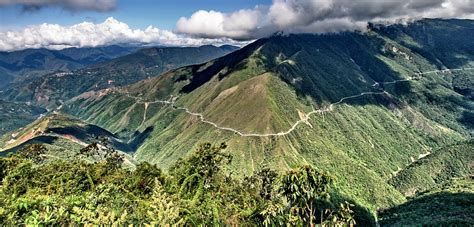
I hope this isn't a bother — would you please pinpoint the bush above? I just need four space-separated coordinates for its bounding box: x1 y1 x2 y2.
0 142 355 225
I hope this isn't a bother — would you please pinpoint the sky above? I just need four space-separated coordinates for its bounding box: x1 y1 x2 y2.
1 0 474 51
0 0 271 30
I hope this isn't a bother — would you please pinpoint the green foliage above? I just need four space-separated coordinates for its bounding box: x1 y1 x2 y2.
389 140 474 196
0 142 357 225
379 177 474 226
280 165 332 225
17 144 47 163
258 165 356 226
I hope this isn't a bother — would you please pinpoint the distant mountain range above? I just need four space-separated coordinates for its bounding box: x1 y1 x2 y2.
0 44 239 135
0 45 139 88
0 19 472 225
0 45 239 108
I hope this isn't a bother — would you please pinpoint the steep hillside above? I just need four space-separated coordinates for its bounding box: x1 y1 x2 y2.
0 45 137 88
59 19 474 213
388 139 473 196
0 99 46 135
379 177 474 226
0 45 238 109
0 114 147 155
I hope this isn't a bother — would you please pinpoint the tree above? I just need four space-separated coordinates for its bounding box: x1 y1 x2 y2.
17 144 47 163
169 142 231 197
280 165 333 226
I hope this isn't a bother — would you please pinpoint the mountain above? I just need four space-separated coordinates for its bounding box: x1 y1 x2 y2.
388 139 473 197
3 19 473 219
0 45 239 109
0 45 138 88
0 99 46 135
0 113 154 157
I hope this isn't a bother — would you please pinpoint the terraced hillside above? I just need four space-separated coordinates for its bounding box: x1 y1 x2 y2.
57 19 474 213
0 45 238 109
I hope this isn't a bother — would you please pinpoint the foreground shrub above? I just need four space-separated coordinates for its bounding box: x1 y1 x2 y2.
0 143 355 225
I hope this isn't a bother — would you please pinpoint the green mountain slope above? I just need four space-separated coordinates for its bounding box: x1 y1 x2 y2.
0 45 238 109
60 19 474 212
388 139 473 196
379 177 474 226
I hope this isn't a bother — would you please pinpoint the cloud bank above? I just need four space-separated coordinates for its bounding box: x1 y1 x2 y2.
176 0 474 39
0 17 249 51
0 0 116 12
3 0 474 51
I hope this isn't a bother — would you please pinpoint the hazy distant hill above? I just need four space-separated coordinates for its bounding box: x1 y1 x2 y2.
0 45 138 88
0 99 46 135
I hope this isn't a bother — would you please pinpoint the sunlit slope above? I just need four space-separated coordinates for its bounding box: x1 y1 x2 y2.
62 19 473 210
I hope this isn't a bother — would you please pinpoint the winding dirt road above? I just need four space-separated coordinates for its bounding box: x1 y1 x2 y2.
123 67 474 137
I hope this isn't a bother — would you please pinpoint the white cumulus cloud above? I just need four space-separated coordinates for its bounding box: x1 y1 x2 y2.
175 0 474 40
176 9 262 40
0 17 249 51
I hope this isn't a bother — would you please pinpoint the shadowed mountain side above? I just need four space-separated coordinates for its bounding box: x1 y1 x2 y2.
378 191 474 226
375 19 474 69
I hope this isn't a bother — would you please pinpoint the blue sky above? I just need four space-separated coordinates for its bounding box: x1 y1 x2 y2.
0 0 271 30
1 0 474 51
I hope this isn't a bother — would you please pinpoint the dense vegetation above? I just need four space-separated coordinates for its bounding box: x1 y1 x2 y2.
389 139 473 196
0 142 365 225
379 177 474 226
